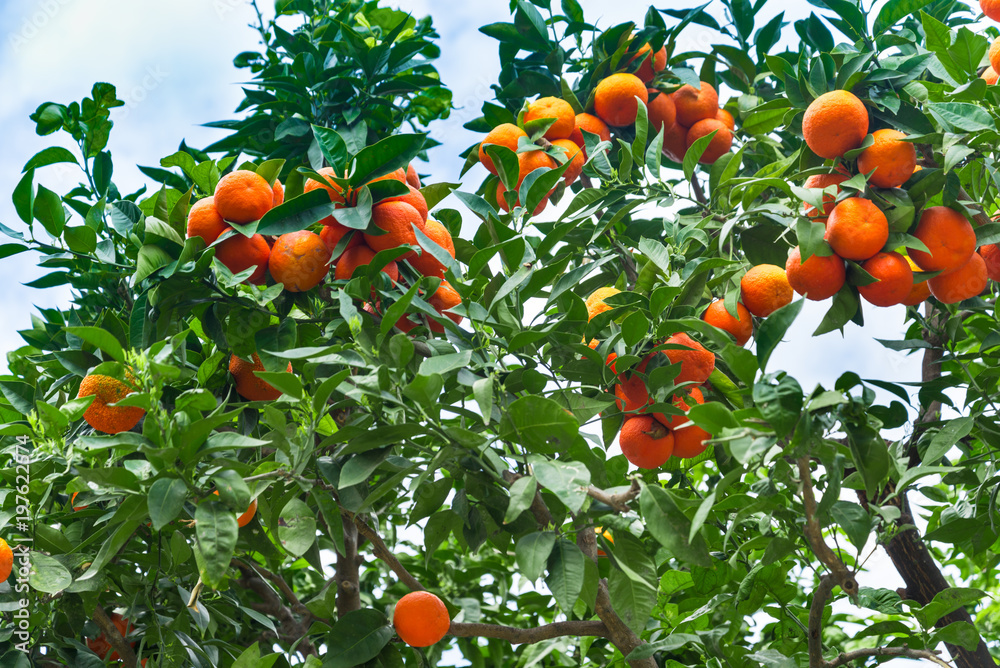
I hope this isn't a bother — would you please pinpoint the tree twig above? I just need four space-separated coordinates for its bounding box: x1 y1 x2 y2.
449 621 609 644
353 514 426 592
825 646 954 668
92 605 137 668
234 560 317 658
586 479 641 513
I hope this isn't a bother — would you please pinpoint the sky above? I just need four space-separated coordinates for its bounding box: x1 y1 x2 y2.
0 0 962 665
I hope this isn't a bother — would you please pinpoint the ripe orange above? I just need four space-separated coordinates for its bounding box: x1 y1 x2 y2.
802 167 851 220
229 353 292 402
78 374 144 434
214 170 273 224
479 123 528 175
550 139 585 185
629 43 667 83
368 167 407 186
984 0 1000 20
569 113 611 155
928 252 988 304
393 591 450 647
785 247 846 301
524 96 575 140
716 108 735 130
0 538 13 581
383 184 429 222
496 181 549 216
186 197 228 245
741 265 793 317
825 197 889 261
990 37 1000 74
428 280 463 333
902 255 932 306
802 90 869 159
272 179 284 207
662 122 690 162
319 222 363 259
982 66 999 85
89 613 135 661
857 129 916 189
619 415 674 469
686 118 733 164
614 369 651 413
594 73 648 127
406 163 422 189
979 244 1000 281
409 219 456 278
70 492 89 511
671 82 719 127
858 251 913 307
517 148 558 183
653 387 709 458
702 300 753 346
268 230 332 292
364 201 426 260
663 332 715 385
211 491 258 528
586 287 621 320
647 88 677 133
215 231 271 284
334 245 400 283
909 206 976 272
304 166 349 223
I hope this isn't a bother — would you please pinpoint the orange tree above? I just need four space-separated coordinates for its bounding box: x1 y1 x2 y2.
1 0 1000 667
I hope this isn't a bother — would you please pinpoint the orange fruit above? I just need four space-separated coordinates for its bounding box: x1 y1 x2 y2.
383 184 429 222
550 139 585 185
803 167 851 220
428 280 463 333
409 219 456 278
662 122 690 162
654 388 710 458
686 118 733 164
304 166 349 223
716 108 735 130
78 374 144 434
647 88 677 133
70 492 89 511
663 332 715 385
368 167 407 186
586 287 621 320
186 197 228 245
479 123 528 175
211 491 258 528
990 36 1000 74
858 251 914 307
569 113 611 155
982 66 999 85
406 163 422 189
517 149 558 183
928 252 988 304
619 415 674 469
702 300 753 346
272 179 284 207
825 197 889 261
229 353 292 402
630 43 667 83
979 244 1000 281
319 222 363 259
595 526 614 557
215 231 271 284
393 591 450 647
984 0 1000 20
909 206 976 272
857 129 916 189
334 245 400 283
0 538 13 581
214 170 273 224
496 181 549 216
902 255 932 306
268 230 332 292
671 82 719 127
524 96 575 140
89 613 134 661
741 264 793 317
802 90 869 159
785 247 846 301
594 73 648 127
364 201 427 260
614 369 651 413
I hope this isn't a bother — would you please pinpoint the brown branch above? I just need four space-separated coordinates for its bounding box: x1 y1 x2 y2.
503 471 554 529
93 605 137 668
807 575 837 668
234 560 317 658
587 479 641 513
825 646 954 668
240 560 311 619
353 515 426 592
449 620 609 644
691 175 707 206
336 516 362 617
797 458 857 596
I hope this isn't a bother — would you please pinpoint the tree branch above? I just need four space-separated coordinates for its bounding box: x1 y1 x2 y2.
353 514 426 592
336 516 362 617
587 479 641 513
797 458 857 596
807 574 837 668
93 605 137 668
503 471 554 529
234 560 317 658
825 646 954 668
449 621 609 645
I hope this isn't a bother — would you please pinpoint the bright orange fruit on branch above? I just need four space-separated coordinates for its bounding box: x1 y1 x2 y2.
586 287 621 320
620 415 674 469
186 197 228 245
981 66 999 85
671 82 719 127
702 300 753 346
406 163 422 189
365 201 427 260
716 108 735 130
78 374 145 434
989 36 1000 74
334 245 400 283
524 96 575 140
569 113 611 155
215 231 271 284
902 256 931 306
983 0 1000 20
0 538 13 581
229 353 291 402
383 185 429 223
663 332 715 385
662 122 690 162
647 89 677 133
802 167 851 220
393 591 451 647
686 118 732 164
268 230 332 292
550 139 585 184
304 167 349 223
478 123 527 175
214 170 273 224
740 264 793 317
428 280 463 333
928 252 988 304
409 219 456 278
857 129 916 189
654 387 709 459
909 206 976 272
802 90 869 159
979 244 1000 281
594 72 648 127
858 251 914 307
319 222 363 259
629 42 667 83
785 247 846 301
824 197 889 261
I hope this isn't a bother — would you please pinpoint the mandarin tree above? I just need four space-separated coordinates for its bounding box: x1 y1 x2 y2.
2 1 1000 668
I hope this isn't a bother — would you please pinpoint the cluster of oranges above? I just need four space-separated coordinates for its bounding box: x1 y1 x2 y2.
586 288 715 470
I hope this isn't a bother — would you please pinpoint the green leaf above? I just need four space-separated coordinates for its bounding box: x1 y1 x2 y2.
683 129 718 180
830 501 871 552
545 539 586 613
516 532 557 581
913 588 986 628
322 609 393 668
930 621 982 652
639 486 712 567
278 497 318 558
608 535 658 633
147 478 187 531
64 326 125 362
28 552 72 594
504 476 537 524
194 501 239 588
13 169 34 225
350 134 426 187
926 103 996 132
499 396 579 454
874 0 936 35
233 643 280 668
755 298 804 371
857 587 903 615
923 416 973 463
529 456 591 513
34 185 67 237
